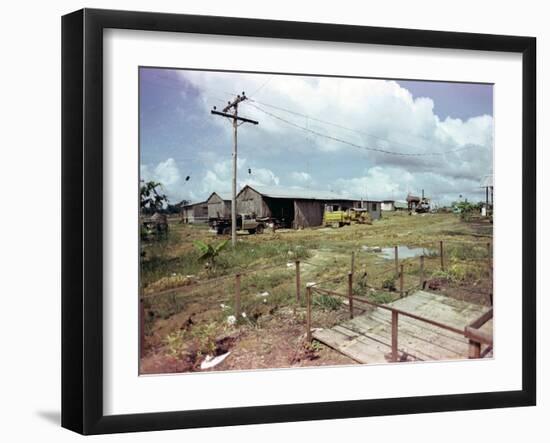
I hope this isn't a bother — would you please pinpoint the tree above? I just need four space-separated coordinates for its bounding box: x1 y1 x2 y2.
140 181 168 214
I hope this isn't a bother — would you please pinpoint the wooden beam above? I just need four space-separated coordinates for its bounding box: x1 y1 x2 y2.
465 326 493 345
295 260 301 303
399 264 404 298
391 311 399 362
306 284 313 343
211 110 259 124
468 308 493 329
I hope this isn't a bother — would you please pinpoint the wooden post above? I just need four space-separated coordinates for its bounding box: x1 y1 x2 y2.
306 285 312 343
348 272 354 319
439 240 444 271
351 251 355 275
419 255 425 288
295 260 301 303
394 246 399 274
235 273 241 317
399 264 404 298
468 340 481 359
391 310 399 362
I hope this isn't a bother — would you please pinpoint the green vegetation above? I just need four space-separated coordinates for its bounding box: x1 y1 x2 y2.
141 212 493 373
313 294 343 311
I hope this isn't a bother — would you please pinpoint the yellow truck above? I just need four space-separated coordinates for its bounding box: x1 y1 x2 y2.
323 206 371 227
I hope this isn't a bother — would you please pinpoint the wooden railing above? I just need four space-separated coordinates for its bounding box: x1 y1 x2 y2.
306 282 493 362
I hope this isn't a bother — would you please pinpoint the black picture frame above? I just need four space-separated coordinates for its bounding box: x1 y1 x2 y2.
61 8 536 435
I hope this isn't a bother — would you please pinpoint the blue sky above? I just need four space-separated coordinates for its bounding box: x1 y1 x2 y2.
140 68 493 206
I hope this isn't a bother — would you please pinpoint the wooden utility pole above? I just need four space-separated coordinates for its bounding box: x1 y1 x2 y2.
211 93 259 247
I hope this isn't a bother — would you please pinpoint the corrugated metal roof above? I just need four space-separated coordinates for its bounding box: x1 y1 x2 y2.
243 185 363 201
183 200 207 208
480 174 493 188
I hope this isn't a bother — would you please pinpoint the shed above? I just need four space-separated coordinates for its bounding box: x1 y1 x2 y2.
181 201 208 224
363 200 381 220
406 194 421 210
236 185 374 228
381 200 395 211
206 192 231 219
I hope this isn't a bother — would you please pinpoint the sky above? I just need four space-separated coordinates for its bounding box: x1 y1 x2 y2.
139 68 493 206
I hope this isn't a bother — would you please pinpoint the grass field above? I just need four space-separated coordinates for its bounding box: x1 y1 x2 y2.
140 212 493 374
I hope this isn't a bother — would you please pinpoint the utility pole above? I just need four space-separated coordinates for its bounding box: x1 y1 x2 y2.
211 92 259 247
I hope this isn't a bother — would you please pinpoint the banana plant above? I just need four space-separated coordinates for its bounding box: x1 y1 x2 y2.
193 239 229 268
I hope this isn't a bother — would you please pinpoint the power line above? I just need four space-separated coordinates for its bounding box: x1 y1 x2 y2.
246 98 477 155
247 102 479 157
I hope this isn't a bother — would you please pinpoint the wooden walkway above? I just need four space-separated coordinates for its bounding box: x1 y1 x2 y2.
313 290 493 364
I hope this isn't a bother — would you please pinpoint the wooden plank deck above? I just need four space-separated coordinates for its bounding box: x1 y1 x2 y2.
312 290 492 364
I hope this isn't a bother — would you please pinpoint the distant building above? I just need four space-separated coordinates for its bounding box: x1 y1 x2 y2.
236 185 380 228
480 174 494 215
406 194 421 211
381 200 408 211
181 201 208 224
206 192 231 219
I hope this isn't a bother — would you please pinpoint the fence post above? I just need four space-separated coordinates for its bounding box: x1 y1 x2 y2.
394 245 399 274
351 251 355 274
391 310 399 362
399 264 404 297
348 272 354 319
439 240 444 271
306 284 313 343
419 255 425 288
235 273 241 318
295 260 301 303
468 340 481 359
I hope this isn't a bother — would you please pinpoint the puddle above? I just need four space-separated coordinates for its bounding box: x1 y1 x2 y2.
379 246 433 260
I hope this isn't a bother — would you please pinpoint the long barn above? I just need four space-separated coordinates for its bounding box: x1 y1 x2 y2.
236 185 379 228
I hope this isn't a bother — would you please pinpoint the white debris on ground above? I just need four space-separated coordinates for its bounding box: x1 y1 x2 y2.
241 312 247 318
226 315 236 326
256 291 270 297
200 352 231 370
286 262 295 268
362 246 382 252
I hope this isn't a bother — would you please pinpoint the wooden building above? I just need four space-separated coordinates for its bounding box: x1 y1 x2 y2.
181 201 208 224
206 192 231 219
236 185 378 228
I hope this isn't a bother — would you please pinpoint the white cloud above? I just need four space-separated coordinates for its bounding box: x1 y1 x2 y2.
290 171 312 183
140 158 187 203
201 157 279 196
170 71 493 204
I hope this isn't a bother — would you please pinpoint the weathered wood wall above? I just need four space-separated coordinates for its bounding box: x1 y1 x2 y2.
182 203 208 223
236 187 270 217
294 200 324 228
207 193 231 219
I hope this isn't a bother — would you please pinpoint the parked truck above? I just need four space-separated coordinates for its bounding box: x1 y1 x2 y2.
323 205 371 227
209 213 266 235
